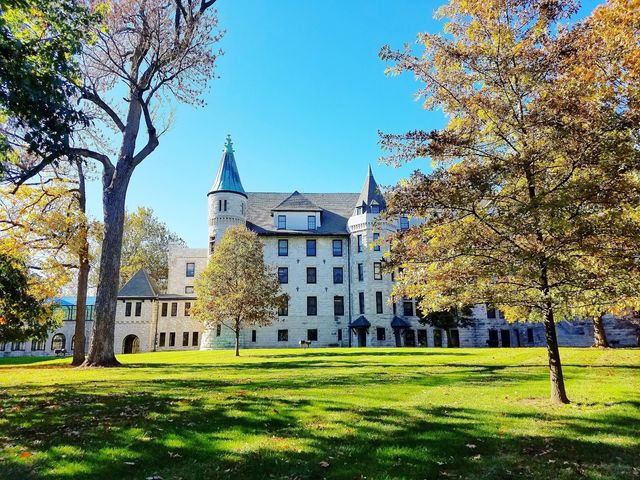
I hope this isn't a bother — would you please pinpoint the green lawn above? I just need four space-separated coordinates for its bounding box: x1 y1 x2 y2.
0 348 638 480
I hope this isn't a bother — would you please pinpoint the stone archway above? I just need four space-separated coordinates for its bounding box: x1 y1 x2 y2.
122 335 140 354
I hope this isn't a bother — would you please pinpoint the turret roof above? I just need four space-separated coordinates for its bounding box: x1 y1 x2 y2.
209 135 246 197
355 164 386 209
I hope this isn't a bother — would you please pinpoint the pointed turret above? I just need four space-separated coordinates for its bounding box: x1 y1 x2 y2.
209 135 246 197
354 164 386 214
207 135 248 256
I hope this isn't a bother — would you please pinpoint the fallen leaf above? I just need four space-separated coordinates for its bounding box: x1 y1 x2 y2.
19 452 32 459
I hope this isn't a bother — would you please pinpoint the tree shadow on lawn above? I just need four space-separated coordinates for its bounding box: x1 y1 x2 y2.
0 384 638 480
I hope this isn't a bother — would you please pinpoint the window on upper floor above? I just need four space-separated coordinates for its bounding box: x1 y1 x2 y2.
278 215 286 230
185 286 194 294
370 204 380 214
399 216 409 231
224 199 228 211
184 302 191 317
334 296 344 316
161 302 168 317
403 299 414 317
333 267 343 284
186 262 195 277
278 267 288 284
216 324 221 336
218 200 222 212
376 291 383 314
374 262 382 280
358 292 365 315
307 296 317 316
357 234 363 252
307 267 317 284
486 305 497 319
373 232 380 251
171 302 178 317
332 239 343 256
308 215 316 230
358 263 364 282
135 301 142 317
306 239 317 256
278 239 288 256
125 302 132 317
278 300 288 316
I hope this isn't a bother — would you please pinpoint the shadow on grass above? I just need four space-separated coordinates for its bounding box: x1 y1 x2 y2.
1 382 638 480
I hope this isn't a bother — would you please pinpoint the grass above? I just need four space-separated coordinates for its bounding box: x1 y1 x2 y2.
0 348 638 480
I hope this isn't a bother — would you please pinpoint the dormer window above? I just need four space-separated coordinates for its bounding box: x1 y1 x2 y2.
370 204 380 214
277 215 286 230
356 204 365 215
307 215 316 230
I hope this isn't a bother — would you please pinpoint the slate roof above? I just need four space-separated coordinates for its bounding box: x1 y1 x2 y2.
118 269 159 298
209 135 246 196
355 164 387 210
272 191 322 212
55 296 96 307
245 192 359 236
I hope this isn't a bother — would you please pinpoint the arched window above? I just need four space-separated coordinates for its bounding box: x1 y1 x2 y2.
51 333 66 351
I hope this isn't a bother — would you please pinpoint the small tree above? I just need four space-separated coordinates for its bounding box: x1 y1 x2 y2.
192 226 287 357
417 305 473 347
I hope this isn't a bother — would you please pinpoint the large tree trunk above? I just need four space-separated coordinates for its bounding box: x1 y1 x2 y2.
542 303 570 404
593 313 609 348
83 169 131 367
72 161 90 367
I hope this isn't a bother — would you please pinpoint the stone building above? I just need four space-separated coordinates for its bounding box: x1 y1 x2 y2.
2 136 637 357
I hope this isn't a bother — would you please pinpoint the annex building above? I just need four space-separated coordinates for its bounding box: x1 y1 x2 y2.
2 136 637 356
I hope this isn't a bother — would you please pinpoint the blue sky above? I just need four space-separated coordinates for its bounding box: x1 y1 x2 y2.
84 0 603 247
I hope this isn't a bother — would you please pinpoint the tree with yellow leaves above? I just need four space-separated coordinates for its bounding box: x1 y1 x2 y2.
380 0 640 403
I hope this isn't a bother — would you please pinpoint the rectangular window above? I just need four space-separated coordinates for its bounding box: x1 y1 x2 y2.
334 296 344 316
333 267 343 284
433 329 443 347
307 329 318 341
278 267 288 284
159 332 166 347
135 301 142 317
307 296 317 316
186 262 195 277
374 262 382 280
418 329 428 347
278 329 288 342
306 267 317 284
278 215 286 229
527 328 534 343
185 286 194 294
337 329 343 341
376 291 383 314
306 239 316 256
125 302 132 317
278 300 288 316
373 232 380 251
169 332 176 347
216 324 221 336
399 216 409 231
358 292 365 315
392 300 397 315
10 341 24 351
184 302 191 317
224 199 228 211
377 327 386 341
251 330 257 342
218 199 222 212
332 239 343 256
171 302 178 316
183 332 189 346
31 340 45 351
192 332 199 346
278 239 288 256
371 205 380 214
308 215 316 230
161 302 168 317
357 234 363 252
358 263 364 282
403 300 414 316
487 305 497 319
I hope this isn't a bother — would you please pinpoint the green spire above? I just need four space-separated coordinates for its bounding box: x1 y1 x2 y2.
225 134 234 154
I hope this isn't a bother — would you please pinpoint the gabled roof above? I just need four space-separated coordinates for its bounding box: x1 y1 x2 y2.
272 191 322 212
118 269 159 298
209 135 246 197
349 316 371 328
391 316 412 329
245 192 359 236
355 165 386 210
